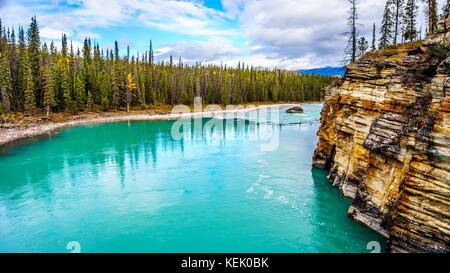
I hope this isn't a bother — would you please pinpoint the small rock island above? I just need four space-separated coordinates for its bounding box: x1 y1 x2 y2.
286 106 304 113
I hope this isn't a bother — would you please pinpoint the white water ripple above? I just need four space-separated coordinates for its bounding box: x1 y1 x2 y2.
246 174 271 193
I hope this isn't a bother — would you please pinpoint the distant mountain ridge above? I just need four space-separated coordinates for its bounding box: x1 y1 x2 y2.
297 66 345 76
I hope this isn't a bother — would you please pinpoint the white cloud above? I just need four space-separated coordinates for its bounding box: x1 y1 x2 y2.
76 31 101 40
42 38 84 53
40 27 72 40
1 0 447 69
156 37 242 63
67 0 235 36
221 0 246 19
204 54 317 70
230 0 446 68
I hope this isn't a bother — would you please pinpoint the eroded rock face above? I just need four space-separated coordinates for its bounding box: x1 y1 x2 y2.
312 9 450 252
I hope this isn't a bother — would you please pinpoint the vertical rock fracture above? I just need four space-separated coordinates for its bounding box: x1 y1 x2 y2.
312 9 449 253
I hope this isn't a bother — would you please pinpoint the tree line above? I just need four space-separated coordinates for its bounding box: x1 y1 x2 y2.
0 17 335 116
344 0 448 64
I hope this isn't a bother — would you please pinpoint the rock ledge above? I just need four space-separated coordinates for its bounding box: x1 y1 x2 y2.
312 9 450 253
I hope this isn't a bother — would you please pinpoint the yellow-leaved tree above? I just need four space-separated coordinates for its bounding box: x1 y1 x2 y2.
126 73 137 112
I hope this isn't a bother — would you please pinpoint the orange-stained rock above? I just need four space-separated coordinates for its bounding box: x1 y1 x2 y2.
312 8 450 253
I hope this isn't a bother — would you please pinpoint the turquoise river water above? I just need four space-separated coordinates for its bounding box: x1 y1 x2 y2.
0 104 386 252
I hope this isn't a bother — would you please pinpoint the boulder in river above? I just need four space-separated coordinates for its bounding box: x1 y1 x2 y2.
286 106 304 113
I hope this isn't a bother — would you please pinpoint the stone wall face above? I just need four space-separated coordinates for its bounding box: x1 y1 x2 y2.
312 10 449 252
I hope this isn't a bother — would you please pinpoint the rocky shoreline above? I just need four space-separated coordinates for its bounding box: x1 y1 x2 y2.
312 9 449 253
0 103 303 147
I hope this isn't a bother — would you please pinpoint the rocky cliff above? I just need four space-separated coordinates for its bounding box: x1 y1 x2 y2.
312 9 449 253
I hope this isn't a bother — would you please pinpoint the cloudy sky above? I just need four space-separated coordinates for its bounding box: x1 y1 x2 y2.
0 0 446 70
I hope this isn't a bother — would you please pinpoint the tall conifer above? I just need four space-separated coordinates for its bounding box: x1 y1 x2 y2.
379 0 394 48
27 16 41 106
43 66 55 117
404 0 418 42
24 68 35 115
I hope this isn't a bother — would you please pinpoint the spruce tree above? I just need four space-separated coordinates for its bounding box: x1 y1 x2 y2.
0 49 12 113
112 40 122 108
404 0 418 42
221 74 229 105
87 90 94 111
100 71 111 111
61 33 68 58
75 74 85 111
422 0 438 35
0 16 335 114
430 0 438 34
379 0 394 48
27 16 41 106
82 38 91 102
24 68 35 115
8 27 18 111
357 37 369 59
62 63 76 113
43 66 55 117
391 0 404 45
273 72 279 102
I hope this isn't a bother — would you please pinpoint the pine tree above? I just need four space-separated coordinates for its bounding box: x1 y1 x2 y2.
112 40 122 108
75 74 85 111
61 33 68 59
357 37 369 59
379 0 394 48
62 63 76 113
273 71 279 101
371 23 377 50
27 16 41 107
221 74 229 105
0 49 12 113
422 0 438 35
430 0 438 34
149 40 154 65
16 27 27 111
24 68 35 115
404 0 418 42
82 38 91 103
87 90 94 111
0 16 335 115
391 0 404 45
343 0 359 64
43 66 55 117
8 27 18 112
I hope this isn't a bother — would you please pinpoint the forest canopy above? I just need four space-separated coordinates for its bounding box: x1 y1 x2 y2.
0 17 335 116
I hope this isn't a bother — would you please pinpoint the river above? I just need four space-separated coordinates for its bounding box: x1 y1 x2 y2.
0 104 385 252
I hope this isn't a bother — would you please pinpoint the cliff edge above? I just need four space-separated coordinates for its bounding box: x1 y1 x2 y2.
312 9 449 253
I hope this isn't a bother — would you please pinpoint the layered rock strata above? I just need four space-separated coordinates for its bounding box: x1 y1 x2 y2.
312 10 449 252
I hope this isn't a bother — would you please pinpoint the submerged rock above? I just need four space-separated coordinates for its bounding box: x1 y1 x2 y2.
286 106 304 113
312 8 450 253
